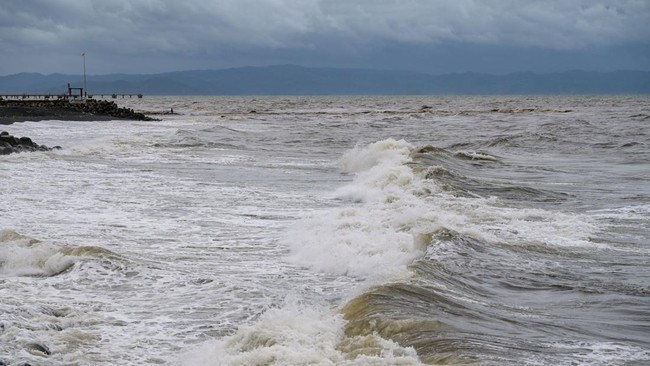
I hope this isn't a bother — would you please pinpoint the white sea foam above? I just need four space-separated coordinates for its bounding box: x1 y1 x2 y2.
181 297 421 366
285 139 429 280
285 138 600 283
3 97 647 365
548 341 650 365
339 138 414 174
0 229 73 276
454 150 500 161
588 203 650 219
0 229 123 277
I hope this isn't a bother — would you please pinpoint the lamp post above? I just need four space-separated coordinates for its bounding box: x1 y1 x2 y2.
82 53 86 98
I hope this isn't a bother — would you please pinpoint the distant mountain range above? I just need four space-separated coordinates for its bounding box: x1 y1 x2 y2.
1 65 649 95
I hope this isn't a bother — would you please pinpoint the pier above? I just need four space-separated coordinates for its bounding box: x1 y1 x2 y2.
0 93 143 100
0 94 67 100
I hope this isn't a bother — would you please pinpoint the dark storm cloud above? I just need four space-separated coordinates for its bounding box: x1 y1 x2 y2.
1 0 648 74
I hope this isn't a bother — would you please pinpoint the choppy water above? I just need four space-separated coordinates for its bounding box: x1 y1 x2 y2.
1 96 649 365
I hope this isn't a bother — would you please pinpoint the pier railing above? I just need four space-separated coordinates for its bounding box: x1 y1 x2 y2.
0 93 143 100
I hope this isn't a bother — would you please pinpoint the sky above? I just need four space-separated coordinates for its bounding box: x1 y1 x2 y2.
1 0 649 76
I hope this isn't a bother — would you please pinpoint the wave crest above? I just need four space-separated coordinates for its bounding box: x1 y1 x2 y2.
0 229 121 277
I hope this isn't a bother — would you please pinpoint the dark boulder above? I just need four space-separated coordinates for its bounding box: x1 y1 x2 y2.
18 136 34 147
77 100 156 121
25 342 51 356
0 134 17 146
0 131 60 155
0 141 12 155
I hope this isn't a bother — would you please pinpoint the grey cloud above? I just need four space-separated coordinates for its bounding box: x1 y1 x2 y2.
4 0 649 49
0 0 648 74
316 0 650 48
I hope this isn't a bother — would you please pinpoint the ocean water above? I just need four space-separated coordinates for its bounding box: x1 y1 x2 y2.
1 96 649 366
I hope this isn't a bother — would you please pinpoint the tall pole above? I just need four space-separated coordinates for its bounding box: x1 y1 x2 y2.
82 53 86 98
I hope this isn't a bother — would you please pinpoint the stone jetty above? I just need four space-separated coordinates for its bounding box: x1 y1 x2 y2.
0 131 61 155
0 99 156 124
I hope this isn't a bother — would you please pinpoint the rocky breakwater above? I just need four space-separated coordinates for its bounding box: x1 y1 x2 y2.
0 99 159 154
0 131 61 155
0 99 157 123
72 99 156 121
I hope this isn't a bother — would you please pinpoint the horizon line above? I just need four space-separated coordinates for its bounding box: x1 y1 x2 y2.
2 65 650 78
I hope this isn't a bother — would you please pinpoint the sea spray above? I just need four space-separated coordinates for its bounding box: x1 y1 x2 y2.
182 139 433 365
286 139 429 280
0 229 73 276
181 296 421 366
0 229 123 277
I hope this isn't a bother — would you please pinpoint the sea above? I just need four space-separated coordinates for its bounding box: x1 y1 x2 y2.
1 96 649 366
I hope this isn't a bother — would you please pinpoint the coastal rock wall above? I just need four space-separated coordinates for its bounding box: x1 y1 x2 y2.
0 99 155 122
0 131 60 155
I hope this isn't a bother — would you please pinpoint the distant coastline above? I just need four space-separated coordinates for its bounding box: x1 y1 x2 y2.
1 66 649 96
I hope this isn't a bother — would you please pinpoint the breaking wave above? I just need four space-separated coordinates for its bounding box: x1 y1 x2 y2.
0 229 122 277
186 137 616 364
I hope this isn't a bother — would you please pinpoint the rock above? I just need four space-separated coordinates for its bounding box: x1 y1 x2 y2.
0 131 59 155
74 99 156 121
0 142 12 155
18 136 34 147
25 342 51 356
0 134 17 146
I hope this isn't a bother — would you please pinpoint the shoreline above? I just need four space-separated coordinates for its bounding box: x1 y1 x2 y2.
0 99 156 125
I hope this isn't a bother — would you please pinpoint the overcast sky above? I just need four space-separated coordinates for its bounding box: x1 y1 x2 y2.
1 0 648 75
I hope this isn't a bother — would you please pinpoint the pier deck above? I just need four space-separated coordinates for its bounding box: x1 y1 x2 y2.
0 93 143 100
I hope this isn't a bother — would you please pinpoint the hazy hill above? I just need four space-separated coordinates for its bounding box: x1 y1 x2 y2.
1 65 648 95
